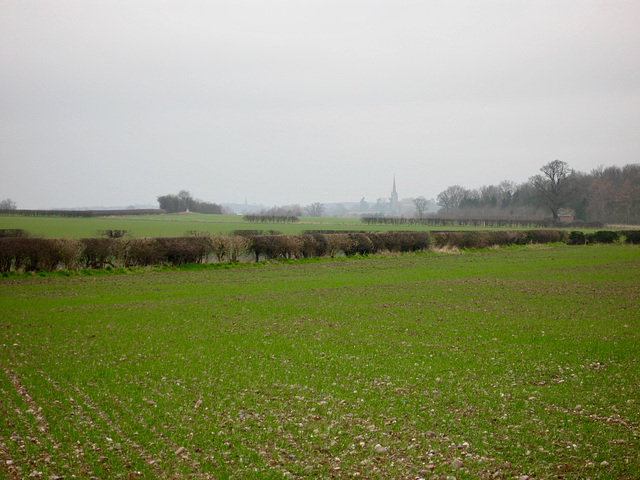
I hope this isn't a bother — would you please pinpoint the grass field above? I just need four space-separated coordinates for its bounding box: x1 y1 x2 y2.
0 214 371 238
1 245 639 479
0 213 598 239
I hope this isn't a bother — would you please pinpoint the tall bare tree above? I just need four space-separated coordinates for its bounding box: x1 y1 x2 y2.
529 160 575 220
0 198 17 210
305 202 325 217
437 185 468 211
413 196 429 219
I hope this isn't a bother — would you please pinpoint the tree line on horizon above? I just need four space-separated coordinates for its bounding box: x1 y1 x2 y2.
435 161 640 224
156 190 226 214
2 162 638 224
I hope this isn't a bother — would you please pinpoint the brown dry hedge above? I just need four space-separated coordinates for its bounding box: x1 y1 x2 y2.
1 230 634 273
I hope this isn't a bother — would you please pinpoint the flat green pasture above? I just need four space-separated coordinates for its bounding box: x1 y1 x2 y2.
1 245 639 479
0 214 369 238
0 213 584 238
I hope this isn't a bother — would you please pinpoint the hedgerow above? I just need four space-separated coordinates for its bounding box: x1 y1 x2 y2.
621 230 640 244
0 229 30 238
586 230 620 244
568 231 586 245
0 230 634 273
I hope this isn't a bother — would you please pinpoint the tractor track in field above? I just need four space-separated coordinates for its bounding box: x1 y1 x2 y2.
3 350 212 479
4 368 51 435
2 352 165 477
1 366 62 479
0 441 22 480
547 403 640 434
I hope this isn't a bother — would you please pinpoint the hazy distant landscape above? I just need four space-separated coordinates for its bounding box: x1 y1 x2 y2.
3 160 639 226
1 161 639 478
2 2 640 479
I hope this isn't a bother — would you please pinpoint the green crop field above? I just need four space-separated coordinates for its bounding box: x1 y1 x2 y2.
0 213 595 239
1 245 639 479
0 214 373 238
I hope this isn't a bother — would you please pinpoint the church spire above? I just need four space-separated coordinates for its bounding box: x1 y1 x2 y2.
390 176 399 213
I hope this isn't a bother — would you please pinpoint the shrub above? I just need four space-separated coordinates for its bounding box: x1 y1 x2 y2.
298 234 328 258
303 230 366 235
466 231 488 248
432 232 453 249
79 238 115 269
0 238 20 272
196 234 249 263
506 231 529 245
433 230 563 249
99 229 129 238
54 239 84 270
243 214 298 223
621 230 640 244
344 233 376 256
378 232 403 252
118 238 163 267
568 231 586 245
364 233 385 253
29 239 62 271
248 235 289 262
279 235 304 259
586 231 620 244
407 232 431 251
233 230 264 237
431 232 475 249
524 230 563 244
210 235 228 262
0 238 64 272
225 236 251 262
324 234 351 257
0 229 29 238
378 231 431 252
490 231 521 247
156 236 213 265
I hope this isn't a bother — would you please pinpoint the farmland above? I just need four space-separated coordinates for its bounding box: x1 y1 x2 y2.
1 244 639 479
0 212 608 239
0 214 371 238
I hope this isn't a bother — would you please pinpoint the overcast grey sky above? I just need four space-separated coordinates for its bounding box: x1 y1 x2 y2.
1 1 639 209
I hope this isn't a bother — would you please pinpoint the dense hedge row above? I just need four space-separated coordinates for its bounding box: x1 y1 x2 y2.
248 232 432 261
232 230 283 237
243 215 299 223
0 230 637 273
361 216 604 229
362 216 555 228
0 229 30 238
621 230 640 244
567 230 640 245
302 230 368 234
0 237 217 272
431 230 568 249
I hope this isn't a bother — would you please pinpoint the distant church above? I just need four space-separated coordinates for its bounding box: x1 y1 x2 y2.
390 176 399 215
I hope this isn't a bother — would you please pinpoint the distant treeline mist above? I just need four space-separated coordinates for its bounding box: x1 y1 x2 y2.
436 162 640 225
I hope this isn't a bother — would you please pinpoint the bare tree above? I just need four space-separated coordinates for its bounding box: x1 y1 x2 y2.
437 185 468 211
413 196 429 219
305 202 325 217
261 204 303 217
529 160 576 220
0 198 17 210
